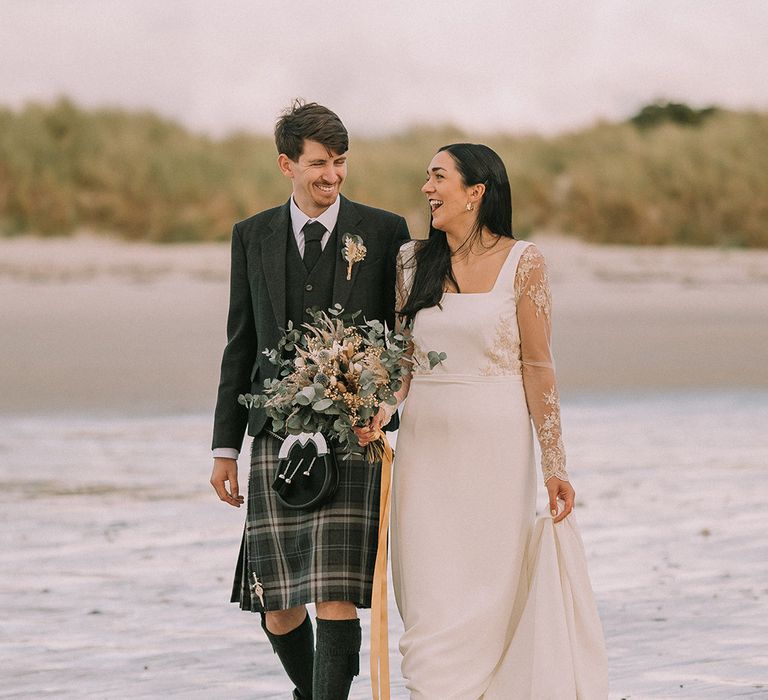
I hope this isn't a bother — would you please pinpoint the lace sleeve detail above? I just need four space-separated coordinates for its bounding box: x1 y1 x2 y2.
515 244 569 483
382 241 418 419
395 240 418 314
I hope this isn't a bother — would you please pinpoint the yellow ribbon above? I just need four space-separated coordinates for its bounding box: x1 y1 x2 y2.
370 431 394 700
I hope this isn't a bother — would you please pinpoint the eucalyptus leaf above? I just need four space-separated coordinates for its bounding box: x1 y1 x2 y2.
359 407 374 421
313 384 327 398
286 415 302 430
427 350 447 369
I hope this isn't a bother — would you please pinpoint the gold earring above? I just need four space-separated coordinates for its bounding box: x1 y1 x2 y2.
466 202 473 211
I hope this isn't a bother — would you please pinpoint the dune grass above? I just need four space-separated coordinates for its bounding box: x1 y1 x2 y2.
1 98 766 246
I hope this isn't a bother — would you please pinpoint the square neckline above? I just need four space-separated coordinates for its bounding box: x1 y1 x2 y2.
442 239 522 297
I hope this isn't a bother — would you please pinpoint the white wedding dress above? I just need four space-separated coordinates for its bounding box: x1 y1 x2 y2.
391 240 608 699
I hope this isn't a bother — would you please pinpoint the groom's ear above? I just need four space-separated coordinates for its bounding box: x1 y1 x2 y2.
277 153 295 179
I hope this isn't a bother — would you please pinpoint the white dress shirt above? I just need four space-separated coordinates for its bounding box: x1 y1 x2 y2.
289 195 339 255
213 196 341 461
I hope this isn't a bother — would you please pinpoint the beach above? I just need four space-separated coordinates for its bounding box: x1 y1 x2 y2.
2 233 768 417
1 234 767 698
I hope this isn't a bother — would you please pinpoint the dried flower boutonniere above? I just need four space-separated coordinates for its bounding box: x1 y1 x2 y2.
342 234 367 280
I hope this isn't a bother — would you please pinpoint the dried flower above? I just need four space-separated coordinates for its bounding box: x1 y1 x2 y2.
239 305 444 461
342 234 367 281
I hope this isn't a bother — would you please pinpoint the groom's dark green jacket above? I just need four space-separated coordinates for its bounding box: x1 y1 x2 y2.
212 195 410 451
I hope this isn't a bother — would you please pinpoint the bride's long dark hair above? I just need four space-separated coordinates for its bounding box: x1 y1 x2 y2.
399 143 514 323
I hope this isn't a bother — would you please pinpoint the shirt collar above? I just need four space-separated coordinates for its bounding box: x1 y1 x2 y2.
290 196 341 237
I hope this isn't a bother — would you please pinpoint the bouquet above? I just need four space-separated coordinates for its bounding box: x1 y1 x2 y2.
239 304 445 462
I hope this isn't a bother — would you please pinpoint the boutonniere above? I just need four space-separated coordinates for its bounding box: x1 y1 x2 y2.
341 234 367 281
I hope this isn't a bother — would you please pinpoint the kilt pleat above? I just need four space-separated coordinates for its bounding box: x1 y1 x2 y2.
231 433 381 612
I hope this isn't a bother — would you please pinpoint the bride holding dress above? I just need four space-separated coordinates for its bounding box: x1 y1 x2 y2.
360 143 607 699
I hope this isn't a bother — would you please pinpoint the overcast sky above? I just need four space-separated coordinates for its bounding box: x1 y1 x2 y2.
1 0 766 137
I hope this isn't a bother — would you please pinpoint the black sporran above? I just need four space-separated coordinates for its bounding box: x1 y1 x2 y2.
270 432 339 510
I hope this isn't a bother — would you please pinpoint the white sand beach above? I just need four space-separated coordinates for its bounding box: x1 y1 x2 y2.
1 234 767 698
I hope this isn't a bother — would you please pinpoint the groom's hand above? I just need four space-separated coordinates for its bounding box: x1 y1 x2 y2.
546 477 575 523
210 457 244 507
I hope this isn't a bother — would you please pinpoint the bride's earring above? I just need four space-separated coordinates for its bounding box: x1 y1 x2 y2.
466 202 473 211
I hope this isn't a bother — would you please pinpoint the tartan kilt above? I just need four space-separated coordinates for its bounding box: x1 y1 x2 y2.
231 432 381 613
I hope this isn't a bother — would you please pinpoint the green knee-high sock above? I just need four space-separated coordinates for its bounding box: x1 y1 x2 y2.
313 618 361 700
262 613 314 699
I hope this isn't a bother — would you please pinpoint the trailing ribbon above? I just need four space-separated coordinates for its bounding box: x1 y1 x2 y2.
370 431 394 700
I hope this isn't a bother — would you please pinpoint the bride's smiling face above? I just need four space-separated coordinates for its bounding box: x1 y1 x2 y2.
421 150 474 233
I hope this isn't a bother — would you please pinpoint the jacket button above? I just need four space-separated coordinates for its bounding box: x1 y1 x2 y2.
305 284 313 291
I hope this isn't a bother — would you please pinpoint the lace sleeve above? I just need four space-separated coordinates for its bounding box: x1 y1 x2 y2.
515 244 569 483
381 241 418 419
395 240 417 315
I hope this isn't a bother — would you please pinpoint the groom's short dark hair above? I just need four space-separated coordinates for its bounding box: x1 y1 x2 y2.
275 99 349 161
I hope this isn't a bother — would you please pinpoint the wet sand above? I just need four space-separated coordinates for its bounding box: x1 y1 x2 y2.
1 396 767 699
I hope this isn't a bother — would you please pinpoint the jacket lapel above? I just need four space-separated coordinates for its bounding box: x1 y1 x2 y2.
262 201 290 329
332 196 366 311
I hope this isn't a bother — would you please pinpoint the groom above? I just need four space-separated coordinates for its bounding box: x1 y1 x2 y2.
210 100 409 699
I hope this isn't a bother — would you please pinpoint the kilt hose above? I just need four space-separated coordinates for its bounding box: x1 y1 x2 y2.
231 432 382 612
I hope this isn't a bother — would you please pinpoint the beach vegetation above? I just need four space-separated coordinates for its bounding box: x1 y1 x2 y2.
1 98 766 247
629 100 720 130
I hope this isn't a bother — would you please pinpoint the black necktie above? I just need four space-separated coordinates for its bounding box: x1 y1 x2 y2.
302 221 326 271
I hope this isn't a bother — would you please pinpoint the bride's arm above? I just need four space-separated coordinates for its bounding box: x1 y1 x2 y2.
377 336 413 426
515 244 574 521
355 242 415 443
379 245 416 419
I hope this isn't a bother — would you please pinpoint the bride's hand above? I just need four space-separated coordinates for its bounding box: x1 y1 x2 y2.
546 477 575 523
352 407 387 447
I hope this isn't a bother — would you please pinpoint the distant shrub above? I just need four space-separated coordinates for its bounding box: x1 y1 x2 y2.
630 101 719 129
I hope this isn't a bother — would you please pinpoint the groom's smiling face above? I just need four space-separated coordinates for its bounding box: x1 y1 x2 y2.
278 139 348 218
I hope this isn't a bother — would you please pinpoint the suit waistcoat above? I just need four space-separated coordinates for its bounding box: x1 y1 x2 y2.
285 225 338 327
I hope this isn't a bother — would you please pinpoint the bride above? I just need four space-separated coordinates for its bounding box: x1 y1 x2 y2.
359 143 607 698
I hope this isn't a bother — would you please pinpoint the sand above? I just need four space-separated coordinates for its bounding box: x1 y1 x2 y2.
1 397 767 699
2 233 768 416
1 234 768 699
